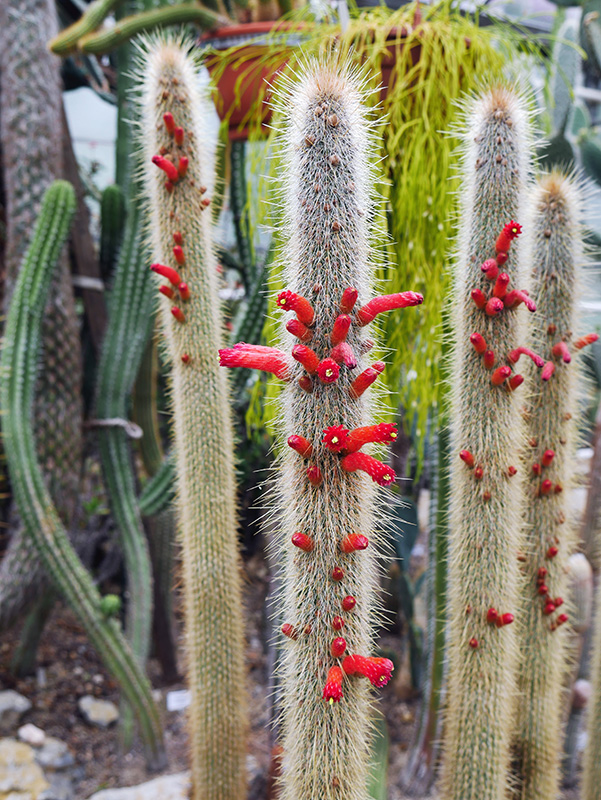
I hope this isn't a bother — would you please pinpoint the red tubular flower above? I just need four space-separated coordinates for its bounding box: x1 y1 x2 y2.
547 545 559 559
508 465 517 476
481 258 499 280
344 423 398 453
493 273 510 299
332 637 347 657
485 297 504 317
340 452 395 486
159 284 175 300
330 343 357 369
219 344 290 380
340 287 359 314
470 333 487 355
471 289 486 310
333 616 345 631
331 314 352 346
356 292 423 326
306 465 323 486
286 318 312 342
575 333 599 349
460 450 475 468
277 290 315 325
541 362 555 381
287 435 313 458
173 230 183 246
532 463 541 476
500 613 514 627
151 154 179 182
165 181 174 194
178 282 190 301
544 602 556 615
504 289 536 312
342 596 356 611
174 126 184 146
151 263 182 286
323 666 344 703
178 156 188 177
323 425 350 453
557 613 568 626
163 112 175 134
486 608 498 624
340 534 369 553
508 347 545 368
542 449 555 467
540 479 553 495
173 245 185 265
552 341 571 363
281 623 298 640
291 532 314 552
342 654 394 687
495 220 522 254
491 366 511 386
349 362 385 399
483 350 495 369
171 306 186 323
292 344 319 374
317 358 340 384
508 374 524 391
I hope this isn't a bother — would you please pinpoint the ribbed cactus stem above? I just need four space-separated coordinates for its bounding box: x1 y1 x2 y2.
220 62 422 800
583 578 601 799
137 38 247 800
0 181 165 767
516 170 585 800
442 86 534 800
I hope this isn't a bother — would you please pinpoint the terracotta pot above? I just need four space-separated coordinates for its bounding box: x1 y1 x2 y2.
201 22 420 140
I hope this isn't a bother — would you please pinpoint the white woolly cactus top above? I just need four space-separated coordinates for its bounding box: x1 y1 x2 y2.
220 59 423 800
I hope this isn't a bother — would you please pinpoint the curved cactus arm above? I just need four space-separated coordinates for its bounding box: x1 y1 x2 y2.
49 0 125 54
137 36 247 799
441 86 535 800
100 183 127 283
139 454 176 516
133 335 165 477
0 180 165 768
515 170 586 800
79 5 229 55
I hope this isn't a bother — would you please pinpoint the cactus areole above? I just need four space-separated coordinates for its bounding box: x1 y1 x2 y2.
220 62 422 800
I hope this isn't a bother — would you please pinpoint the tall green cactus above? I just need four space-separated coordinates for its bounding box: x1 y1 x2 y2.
220 60 422 800
583 578 601 799
137 36 247 800
441 86 535 800
516 170 591 800
0 180 165 768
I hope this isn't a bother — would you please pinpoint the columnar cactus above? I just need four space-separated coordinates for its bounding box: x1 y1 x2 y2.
584 580 601 800
441 86 535 800
516 170 594 800
137 37 247 800
220 61 422 800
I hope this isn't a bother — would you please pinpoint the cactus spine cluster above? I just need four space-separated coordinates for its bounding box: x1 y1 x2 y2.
220 61 422 800
516 170 588 800
442 86 535 800
137 37 247 800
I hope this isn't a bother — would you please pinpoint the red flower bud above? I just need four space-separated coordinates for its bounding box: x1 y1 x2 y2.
460 450 475 468
181 353 190 364
178 156 188 177
552 341 571 363
481 258 499 280
277 290 315 325
173 245 185 265
508 347 545 368
292 532 314 552
470 333 487 355
340 534 369 553
332 566 344 581
174 126 184 146
508 466 517 476
540 479 553 495
342 654 394 687
163 112 175 134
331 314 351 346
159 284 175 299
538 567 548 580
486 608 498 624
493 273 510 299
306 465 323 486
544 602 556 615
281 623 298 640
469 638 479 649
298 376 313 393
342 596 356 612
292 344 319 374
323 666 344 703
331 637 347 657
472 289 486 309
486 297 504 317
173 230 183 246
547 545 559 559
333 616 345 631
178 282 190 301
151 263 182 286
151 154 179 182
538 585 548 595
317 358 340 384
491 366 511 386
219 344 290 380
532 463 541 475
557 613 568 626
356 292 423 325
505 289 536 312
340 287 359 314
542 362 555 381
474 466 484 480
554 483 563 494
554 597 564 607
340 452 395 486
483 350 495 369
574 333 599 349
330 342 357 369
171 306 185 323
349 362 385 399
501 613 514 626
286 318 312 342
542 449 555 467
508 374 524 391
495 220 522 254
287 435 313 458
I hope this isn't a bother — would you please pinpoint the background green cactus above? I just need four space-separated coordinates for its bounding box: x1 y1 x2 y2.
137 35 247 800
0 179 165 768
442 85 534 800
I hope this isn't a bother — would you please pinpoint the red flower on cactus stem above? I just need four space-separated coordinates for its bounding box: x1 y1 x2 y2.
151 154 179 183
356 292 423 326
508 374 524 391
330 342 357 368
508 347 544 368
552 341 571 363
495 220 522 254
286 318 313 342
292 344 320 374
219 344 290 380
323 666 344 703
287 435 313 458
291 532 314 552
331 314 351 346
493 273 510 299
504 289 536 312
306 465 323 486
470 333 487 355
481 258 499 280
575 333 599 349
342 654 394 687
331 637 347 657
340 287 358 314
323 426 350 453
541 362 555 381
340 452 395 486
277 290 315 325
344 423 398 453
163 112 175 134
349 362 385 399
151 263 182 286
340 534 369 553
317 358 340 383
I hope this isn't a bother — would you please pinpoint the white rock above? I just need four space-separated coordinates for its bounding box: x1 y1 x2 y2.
166 690 190 712
87 771 191 800
0 691 32 734
35 737 74 770
18 724 45 747
77 696 119 728
0 737 49 798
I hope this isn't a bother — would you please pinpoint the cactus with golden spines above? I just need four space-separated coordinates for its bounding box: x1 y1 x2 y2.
441 86 538 800
136 36 247 800
220 61 422 800
515 170 596 800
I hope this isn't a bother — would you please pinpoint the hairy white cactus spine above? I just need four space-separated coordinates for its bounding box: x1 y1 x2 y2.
137 37 247 800
516 170 586 800
442 86 534 800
